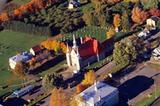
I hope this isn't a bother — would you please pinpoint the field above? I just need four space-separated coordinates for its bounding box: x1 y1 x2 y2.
13 0 31 4
0 30 46 96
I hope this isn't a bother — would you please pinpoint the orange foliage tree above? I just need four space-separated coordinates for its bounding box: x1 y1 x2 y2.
131 7 149 24
113 14 121 32
76 84 88 94
50 88 69 106
0 12 10 22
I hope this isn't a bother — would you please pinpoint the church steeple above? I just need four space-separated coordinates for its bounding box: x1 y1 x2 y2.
66 43 69 53
72 34 77 49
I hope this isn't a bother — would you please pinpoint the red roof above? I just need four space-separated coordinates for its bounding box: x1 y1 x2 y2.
78 37 102 59
31 45 43 53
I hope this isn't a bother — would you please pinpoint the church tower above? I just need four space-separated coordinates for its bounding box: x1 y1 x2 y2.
66 43 71 66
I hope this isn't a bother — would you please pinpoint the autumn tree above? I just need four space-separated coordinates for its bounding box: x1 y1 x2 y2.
82 70 95 86
149 8 160 17
13 62 26 79
131 7 148 24
50 88 69 106
113 14 121 32
76 84 88 94
106 26 116 39
0 12 10 22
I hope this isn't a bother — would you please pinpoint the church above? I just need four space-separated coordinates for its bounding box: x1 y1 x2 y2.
66 35 113 73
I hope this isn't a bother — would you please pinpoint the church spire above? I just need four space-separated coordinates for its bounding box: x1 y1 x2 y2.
66 43 69 53
72 34 77 49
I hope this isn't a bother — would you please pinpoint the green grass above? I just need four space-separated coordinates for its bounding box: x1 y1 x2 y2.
13 0 31 4
62 26 107 42
0 30 46 96
135 86 160 106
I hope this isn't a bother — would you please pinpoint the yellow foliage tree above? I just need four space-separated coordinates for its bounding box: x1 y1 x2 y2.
106 26 116 39
82 70 95 85
50 88 69 106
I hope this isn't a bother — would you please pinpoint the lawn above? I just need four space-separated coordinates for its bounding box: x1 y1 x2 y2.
63 26 107 42
0 30 46 96
13 0 31 4
135 86 160 106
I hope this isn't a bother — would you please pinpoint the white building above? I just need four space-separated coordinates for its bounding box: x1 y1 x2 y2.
68 0 80 9
76 81 119 106
66 35 113 72
9 52 33 69
137 28 150 39
152 46 160 61
146 16 160 30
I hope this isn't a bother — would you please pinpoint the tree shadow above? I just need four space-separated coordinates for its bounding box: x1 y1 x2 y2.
30 55 65 74
118 75 154 106
2 98 28 106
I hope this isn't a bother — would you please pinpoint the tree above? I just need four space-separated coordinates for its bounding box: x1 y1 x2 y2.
13 62 26 79
113 14 121 32
149 8 160 17
82 11 96 26
50 88 69 106
82 70 95 85
141 0 159 10
121 11 130 32
76 84 87 94
106 26 115 39
0 12 10 22
131 7 148 24
113 36 138 65
42 73 63 91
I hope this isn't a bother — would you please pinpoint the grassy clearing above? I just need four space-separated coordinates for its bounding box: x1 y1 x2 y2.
0 30 46 96
63 26 107 42
135 86 160 106
12 0 31 4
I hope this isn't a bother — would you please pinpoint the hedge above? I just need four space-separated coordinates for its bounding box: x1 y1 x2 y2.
2 21 52 36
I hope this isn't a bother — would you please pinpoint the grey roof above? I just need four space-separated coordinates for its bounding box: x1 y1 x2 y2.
150 16 160 22
79 81 118 104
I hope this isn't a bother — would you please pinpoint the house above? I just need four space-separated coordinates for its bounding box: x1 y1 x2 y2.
75 81 119 106
30 45 43 56
66 35 113 72
146 16 160 30
9 52 33 69
68 0 80 9
152 46 160 60
137 28 150 40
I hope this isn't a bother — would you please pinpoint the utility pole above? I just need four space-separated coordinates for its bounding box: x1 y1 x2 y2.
154 83 157 99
